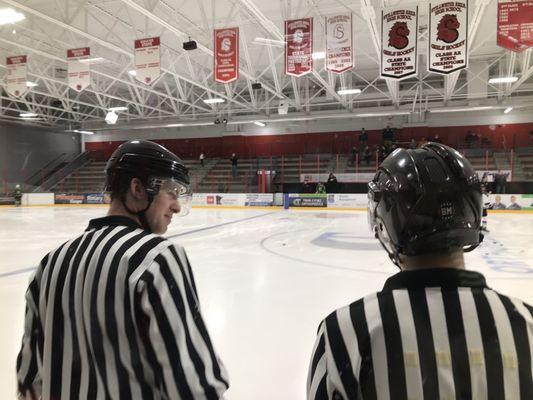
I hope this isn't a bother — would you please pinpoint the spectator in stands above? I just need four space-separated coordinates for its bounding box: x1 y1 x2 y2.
316 182 326 194
409 138 417 149
433 134 442 143
359 128 367 148
326 173 338 193
507 195 522 210
301 178 313 194
465 130 474 147
472 132 480 147
481 136 491 148
230 153 238 178
418 137 428 148
363 146 371 165
494 169 509 194
373 145 380 163
492 194 506 210
481 173 490 194
349 146 358 166
382 125 395 147
199 152 205 167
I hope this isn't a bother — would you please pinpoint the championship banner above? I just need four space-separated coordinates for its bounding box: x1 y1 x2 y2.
6 55 28 98
214 27 239 83
497 1 533 52
428 1 468 74
380 7 418 80
67 47 90 92
285 18 313 77
134 37 161 85
325 13 353 73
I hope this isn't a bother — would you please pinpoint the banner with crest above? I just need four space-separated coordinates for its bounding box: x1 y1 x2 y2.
380 7 418 80
67 47 90 92
6 55 28 98
428 1 468 74
134 37 161 85
285 18 313 77
214 27 239 83
325 13 353 73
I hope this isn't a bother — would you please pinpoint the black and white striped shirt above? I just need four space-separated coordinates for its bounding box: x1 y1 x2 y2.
308 268 533 400
17 215 228 400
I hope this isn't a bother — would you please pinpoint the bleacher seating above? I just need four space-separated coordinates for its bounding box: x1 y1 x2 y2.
48 146 533 195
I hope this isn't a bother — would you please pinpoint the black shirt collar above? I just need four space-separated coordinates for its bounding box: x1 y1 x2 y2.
382 268 488 291
86 215 141 231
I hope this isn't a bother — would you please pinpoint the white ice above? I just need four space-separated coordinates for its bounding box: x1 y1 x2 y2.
1 206 532 399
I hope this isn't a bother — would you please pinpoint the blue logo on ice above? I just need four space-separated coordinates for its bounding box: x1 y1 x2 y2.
311 232 380 251
481 238 533 274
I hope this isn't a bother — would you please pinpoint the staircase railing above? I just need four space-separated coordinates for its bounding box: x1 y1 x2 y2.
35 151 93 192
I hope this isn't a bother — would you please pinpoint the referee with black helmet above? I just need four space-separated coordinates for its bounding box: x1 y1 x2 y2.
307 143 532 399
17 140 229 399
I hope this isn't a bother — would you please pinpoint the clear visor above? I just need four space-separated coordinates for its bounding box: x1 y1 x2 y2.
158 178 193 217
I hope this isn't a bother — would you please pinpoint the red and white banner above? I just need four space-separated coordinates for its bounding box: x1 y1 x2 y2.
497 1 533 52
67 47 90 92
325 13 353 73
285 18 313 77
214 27 239 83
428 1 468 74
134 37 161 85
380 7 418 80
6 55 28 98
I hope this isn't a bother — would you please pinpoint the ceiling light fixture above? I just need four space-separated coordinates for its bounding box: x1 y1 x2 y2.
504 106 513 114
105 110 118 124
79 57 105 64
337 88 362 95
20 112 38 117
488 76 518 84
128 70 137 76
253 37 285 46
429 106 494 113
73 129 94 135
355 111 411 117
312 52 326 60
0 8 25 25
253 121 266 127
166 123 184 127
26 81 38 87
203 98 225 104
108 106 128 112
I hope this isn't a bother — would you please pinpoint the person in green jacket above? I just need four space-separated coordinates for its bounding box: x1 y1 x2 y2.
315 182 326 194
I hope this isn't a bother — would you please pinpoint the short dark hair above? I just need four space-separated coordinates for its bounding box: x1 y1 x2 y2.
109 171 147 201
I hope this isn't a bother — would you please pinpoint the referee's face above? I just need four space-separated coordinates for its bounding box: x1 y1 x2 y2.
145 189 181 234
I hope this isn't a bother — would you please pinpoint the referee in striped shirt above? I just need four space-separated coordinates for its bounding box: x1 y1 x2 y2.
308 143 532 399
17 140 229 399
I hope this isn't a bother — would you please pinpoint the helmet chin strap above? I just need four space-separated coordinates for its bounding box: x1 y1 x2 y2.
375 226 402 269
120 193 154 233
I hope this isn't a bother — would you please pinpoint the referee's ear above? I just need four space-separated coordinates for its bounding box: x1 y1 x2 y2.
129 177 148 201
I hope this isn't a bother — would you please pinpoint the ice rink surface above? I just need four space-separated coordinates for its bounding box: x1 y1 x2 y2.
1 206 532 399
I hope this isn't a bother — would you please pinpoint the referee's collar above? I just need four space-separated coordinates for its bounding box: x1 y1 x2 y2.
87 215 141 231
382 268 488 291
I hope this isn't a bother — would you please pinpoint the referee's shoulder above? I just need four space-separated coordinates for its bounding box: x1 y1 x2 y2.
128 232 188 277
492 289 533 320
322 292 380 327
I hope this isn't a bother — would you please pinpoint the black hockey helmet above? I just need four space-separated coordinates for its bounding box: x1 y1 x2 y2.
104 139 190 195
368 142 483 265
